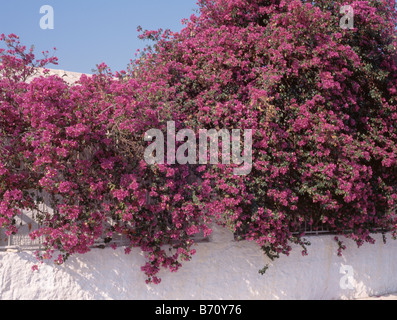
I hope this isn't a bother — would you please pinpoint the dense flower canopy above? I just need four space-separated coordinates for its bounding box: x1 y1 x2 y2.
1 0 396 283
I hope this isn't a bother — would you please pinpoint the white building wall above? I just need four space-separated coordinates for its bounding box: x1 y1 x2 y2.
1 225 397 300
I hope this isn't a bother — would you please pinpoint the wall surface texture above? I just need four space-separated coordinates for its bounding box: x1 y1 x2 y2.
1 225 397 300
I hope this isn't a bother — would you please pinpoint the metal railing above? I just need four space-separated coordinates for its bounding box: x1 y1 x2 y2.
0 210 209 252
0 210 131 252
1 209 394 252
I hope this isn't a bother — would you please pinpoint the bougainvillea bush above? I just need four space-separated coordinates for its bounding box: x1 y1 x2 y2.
1 0 396 283
0 34 209 284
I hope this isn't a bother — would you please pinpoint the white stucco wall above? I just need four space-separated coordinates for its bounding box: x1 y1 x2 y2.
1 225 397 300
27 68 85 84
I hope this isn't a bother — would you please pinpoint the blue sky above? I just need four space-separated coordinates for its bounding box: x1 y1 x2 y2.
0 0 199 74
